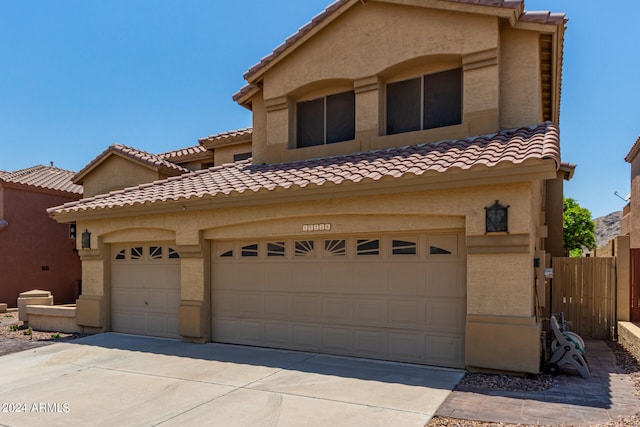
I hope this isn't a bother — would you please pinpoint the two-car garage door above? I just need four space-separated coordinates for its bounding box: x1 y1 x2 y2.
211 232 466 368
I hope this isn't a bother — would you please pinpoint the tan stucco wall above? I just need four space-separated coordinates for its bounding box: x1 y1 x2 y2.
214 142 252 166
248 2 545 165
630 155 640 248
72 175 550 372
81 155 161 198
499 26 543 129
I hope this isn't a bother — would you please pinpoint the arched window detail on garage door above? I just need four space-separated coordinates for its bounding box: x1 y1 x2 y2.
115 249 126 260
168 247 180 259
267 242 286 257
150 246 163 259
131 247 144 260
430 246 452 255
357 239 380 256
324 239 346 256
392 239 417 255
428 234 458 256
241 243 259 257
295 240 315 257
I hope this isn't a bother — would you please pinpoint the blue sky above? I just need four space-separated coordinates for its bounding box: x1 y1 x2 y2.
0 1 637 218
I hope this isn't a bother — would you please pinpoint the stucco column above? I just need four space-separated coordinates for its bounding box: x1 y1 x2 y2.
75 239 109 333
176 239 211 343
465 234 542 373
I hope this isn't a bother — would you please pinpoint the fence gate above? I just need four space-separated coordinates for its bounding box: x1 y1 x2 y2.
630 249 640 322
551 257 616 339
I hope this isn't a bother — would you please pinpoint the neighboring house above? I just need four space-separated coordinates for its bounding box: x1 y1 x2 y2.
622 137 640 322
0 165 83 307
49 0 569 374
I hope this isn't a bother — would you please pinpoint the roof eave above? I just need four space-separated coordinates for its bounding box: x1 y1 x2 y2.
49 158 557 224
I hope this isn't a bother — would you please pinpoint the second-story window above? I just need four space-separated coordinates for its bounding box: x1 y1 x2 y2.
386 68 462 135
296 90 355 148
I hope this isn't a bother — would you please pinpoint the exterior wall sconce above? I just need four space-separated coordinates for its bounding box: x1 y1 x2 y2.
81 229 91 249
485 200 509 233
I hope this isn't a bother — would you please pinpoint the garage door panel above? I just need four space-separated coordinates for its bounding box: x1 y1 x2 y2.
322 327 353 353
426 335 464 367
389 332 426 363
239 320 264 343
321 264 354 292
235 265 266 290
354 263 388 294
425 300 465 331
264 264 293 291
354 330 388 357
238 293 264 316
149 266 181 290
322 297 353 322
388 300 425 327
427 263 465 297
389 263 426 295
292 263 323 291
112 312 146 335
112 289 145 309
212 319 238 342
264 294 291 318
291 295 321 320
264 322 291 346
292 325 321 350
354 299 388 324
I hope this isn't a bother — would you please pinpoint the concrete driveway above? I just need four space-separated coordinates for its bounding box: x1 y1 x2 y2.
0 333 463 427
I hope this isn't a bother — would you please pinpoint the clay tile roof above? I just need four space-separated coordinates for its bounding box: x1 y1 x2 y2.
625 136 640 163
159 144 212 163
73 144 189 184
49 122 559 216
197 127 253 148
1 165 82 194
521 10 566 25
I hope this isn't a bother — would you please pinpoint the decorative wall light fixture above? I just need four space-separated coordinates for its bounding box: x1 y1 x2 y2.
81 229 91 249
485 200 509 233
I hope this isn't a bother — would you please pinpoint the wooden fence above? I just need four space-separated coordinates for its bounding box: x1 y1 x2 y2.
551 257 616 339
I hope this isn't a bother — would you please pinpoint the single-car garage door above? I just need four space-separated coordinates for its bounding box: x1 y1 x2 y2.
211 233 466 367
111 244 181 338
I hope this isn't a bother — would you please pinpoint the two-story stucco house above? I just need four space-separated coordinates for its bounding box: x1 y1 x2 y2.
49 0 569 374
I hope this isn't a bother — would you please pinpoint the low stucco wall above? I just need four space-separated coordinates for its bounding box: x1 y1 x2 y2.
25 304 83 333
618 322 640 362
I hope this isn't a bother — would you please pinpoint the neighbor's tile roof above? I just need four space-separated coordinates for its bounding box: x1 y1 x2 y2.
1 165 82 194
234 0 565 100
198 127 253 147
50 122 559 216
159 144 212 163
73 144 190 183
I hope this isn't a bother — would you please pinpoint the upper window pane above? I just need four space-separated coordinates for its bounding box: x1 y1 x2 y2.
424 68 462 130
297 91 355 148
326 91 355 144
297 98 325 148
386 77 421 135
